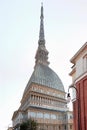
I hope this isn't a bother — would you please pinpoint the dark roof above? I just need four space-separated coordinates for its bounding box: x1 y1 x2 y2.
23 64 65 95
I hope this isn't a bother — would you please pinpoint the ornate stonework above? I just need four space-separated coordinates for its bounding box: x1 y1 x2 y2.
12 4 73 130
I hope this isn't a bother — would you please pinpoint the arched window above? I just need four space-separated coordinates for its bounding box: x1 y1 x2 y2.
44 113 50 119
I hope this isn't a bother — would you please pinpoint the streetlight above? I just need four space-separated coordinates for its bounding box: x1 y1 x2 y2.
67 85 80 130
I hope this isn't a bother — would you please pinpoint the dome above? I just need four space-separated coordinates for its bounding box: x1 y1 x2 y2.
22 5 65 98
23 64 65 95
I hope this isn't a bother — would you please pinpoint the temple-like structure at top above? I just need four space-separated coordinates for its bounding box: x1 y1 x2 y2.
12 4 73 130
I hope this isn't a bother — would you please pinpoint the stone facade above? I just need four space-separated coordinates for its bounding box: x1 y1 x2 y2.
12 83 73 130
12 4 73 130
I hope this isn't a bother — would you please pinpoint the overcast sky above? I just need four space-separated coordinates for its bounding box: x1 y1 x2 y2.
0 0 87 129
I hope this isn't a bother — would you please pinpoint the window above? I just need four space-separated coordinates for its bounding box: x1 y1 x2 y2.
37 112 43 118
64 115 67 120
70 115 73 119
28 112 36 118
51 114 56 119
65 125 66 129
59 125 61 130
83 54 87 72
58 115 62 120
44 113 50 119
70 125 72 129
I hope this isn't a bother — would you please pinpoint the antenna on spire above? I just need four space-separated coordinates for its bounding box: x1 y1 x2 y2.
38 2 45 45
41 2 43 6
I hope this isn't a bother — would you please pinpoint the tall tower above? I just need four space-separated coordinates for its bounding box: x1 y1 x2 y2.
12 4 73 130
35 3 49 67
69 42 87 130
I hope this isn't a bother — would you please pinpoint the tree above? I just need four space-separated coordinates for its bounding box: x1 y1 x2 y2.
20 118 38 130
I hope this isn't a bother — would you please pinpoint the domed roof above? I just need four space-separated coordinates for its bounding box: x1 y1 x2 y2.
23 5 65 97
24 64 65 95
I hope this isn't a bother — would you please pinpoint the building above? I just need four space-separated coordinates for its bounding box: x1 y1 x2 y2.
69 42 87 130
12 4 73 130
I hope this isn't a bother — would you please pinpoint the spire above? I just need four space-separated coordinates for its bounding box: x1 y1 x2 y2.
35 3 49 67
38 3 45 45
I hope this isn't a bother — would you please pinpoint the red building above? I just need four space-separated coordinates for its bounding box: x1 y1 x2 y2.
69 42 87 130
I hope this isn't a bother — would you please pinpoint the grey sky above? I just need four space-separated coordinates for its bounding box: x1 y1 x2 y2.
0 0 87 129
